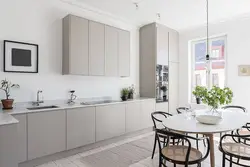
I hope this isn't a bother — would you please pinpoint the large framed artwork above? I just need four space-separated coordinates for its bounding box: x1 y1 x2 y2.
3 40 38 73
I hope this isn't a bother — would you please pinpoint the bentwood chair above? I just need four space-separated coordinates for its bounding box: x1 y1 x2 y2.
221 105 248 138
219 132 250 167
156 128 210 167
151 111 173 159
176 107 206 149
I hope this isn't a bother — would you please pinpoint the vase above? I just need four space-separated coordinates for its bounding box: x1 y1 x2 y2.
1 99 14 110
196 98 201 104
121 95 128 101
128 92 134 99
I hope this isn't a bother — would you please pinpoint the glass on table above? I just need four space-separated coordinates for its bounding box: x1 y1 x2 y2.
185 104 193 120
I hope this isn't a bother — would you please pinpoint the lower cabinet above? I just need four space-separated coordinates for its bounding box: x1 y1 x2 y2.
27 110 66 160
66 107 95 150
125 101 142 133
12 114 27 163
96 104 126 141
141 99 156 128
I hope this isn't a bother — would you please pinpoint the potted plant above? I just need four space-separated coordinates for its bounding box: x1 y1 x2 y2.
121 88 129 101
128 85 135 99
201 86 233 112
0 79 20 110
160 85 168 101
192 86 207 104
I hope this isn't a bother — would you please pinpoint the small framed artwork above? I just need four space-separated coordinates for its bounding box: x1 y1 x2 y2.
3 40 38 73
238 65 250 76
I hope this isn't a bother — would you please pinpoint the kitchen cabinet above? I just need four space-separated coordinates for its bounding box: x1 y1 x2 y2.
105 25 118 76
118 29 130 77
169 29 179 63
27 110 66 160
89 21 105 76
156 102 169 114
169 62 179 115
63 14 130 77
96 104 126 141
63 15 89 75
125 101 141 133
66 107 95 150
141 99 155 128
12 114 27 163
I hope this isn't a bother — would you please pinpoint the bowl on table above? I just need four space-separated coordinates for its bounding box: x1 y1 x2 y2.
196 115 222 125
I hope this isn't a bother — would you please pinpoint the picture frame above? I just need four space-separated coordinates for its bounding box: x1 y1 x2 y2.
3 40 39 73
238 65 250 76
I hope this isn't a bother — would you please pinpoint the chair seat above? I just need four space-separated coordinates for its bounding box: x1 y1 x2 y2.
220 143 250 159
161 145 202 163
238 129 250 136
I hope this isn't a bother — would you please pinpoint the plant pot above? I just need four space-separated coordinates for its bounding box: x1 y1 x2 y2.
196 98 201 104
121 95 128 101
128 92 134 99
163 95 167 101
1 99 14 110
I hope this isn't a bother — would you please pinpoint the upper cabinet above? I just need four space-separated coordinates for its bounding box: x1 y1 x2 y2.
118 29 130 77
63 15 89 75
169 29 179 63
105 25 118 77
89 21 105 76
62 14 130 77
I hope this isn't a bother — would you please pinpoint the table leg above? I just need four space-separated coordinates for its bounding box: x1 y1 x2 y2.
207 134 215 167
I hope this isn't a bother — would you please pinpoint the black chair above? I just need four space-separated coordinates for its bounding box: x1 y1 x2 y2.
176 107 206 149
151 111 173 159
221 105 248 138
222 105 247 113
156 128 210 167
219 132 250 167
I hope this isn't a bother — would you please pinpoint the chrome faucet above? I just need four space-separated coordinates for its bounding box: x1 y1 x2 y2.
32 90 44 106
68 90 77 104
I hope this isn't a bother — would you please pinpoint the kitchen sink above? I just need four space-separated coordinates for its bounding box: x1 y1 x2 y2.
27 105 59 110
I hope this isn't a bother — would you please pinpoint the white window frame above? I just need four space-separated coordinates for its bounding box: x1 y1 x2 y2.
190 35 227 103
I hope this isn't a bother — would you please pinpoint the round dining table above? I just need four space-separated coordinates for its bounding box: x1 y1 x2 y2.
162 110 250 167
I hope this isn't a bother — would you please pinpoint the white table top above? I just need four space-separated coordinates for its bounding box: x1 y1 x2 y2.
162 110 250 134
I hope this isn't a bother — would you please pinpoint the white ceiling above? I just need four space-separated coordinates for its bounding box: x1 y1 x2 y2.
73 0 250 31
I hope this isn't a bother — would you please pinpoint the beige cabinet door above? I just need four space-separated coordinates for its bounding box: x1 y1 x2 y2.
66 107 95 150
63 15 89 75
89 21 105 76
125 101 142 133
141 99 156 128
169 30 179 63
27 110 66 160
156 102 169 114
12 114 27 163
96 104 126 141
118 29 130 77
169 62 179 115
105 25 118 76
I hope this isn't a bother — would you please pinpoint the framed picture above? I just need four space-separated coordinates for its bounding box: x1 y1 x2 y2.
3 40 38 73
238 65 250 76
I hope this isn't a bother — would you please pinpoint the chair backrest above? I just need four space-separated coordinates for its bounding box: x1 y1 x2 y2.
222 105 247 113
151 111 172 129
176 107 188 114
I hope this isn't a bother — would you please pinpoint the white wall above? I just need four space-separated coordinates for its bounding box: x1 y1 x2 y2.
179 17 250 110
0 0 139 102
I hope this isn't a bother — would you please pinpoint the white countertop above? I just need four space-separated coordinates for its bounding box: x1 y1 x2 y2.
0 97 154 126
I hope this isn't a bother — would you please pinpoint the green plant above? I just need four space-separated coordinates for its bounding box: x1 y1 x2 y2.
202 86 233 110
0 79 20 99
121 88 129 97
128 84 135 95
192 86 207 99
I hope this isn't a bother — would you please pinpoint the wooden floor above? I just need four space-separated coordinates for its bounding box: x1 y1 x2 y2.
36 132 248 167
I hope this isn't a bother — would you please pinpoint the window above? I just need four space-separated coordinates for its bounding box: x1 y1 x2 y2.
191 35 226 101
